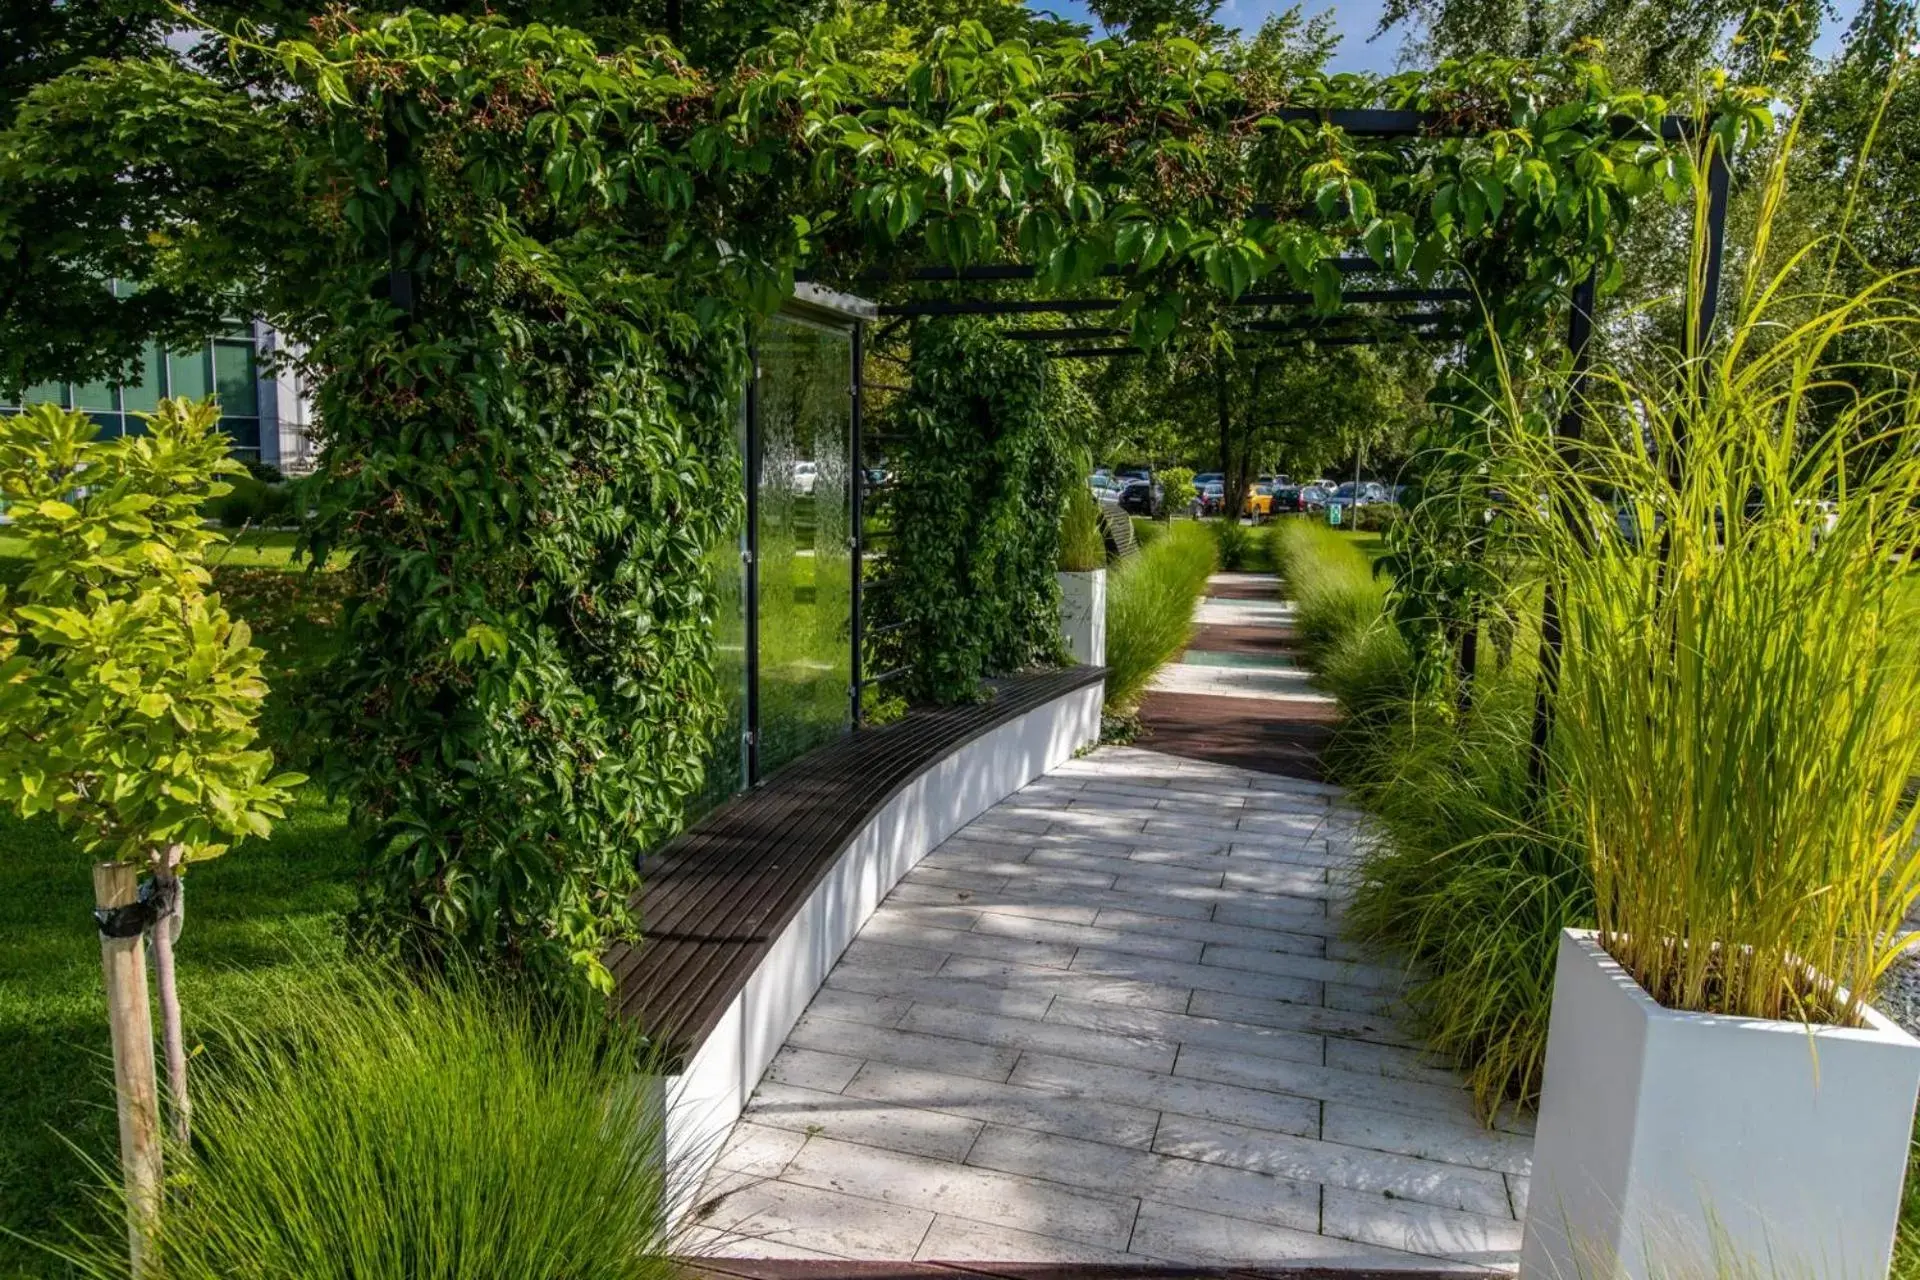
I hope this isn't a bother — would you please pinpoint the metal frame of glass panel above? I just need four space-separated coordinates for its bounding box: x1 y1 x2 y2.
736 286 875 788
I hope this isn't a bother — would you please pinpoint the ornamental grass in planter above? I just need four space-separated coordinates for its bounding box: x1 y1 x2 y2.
1058 480 1109 665
1506 150 1920 1279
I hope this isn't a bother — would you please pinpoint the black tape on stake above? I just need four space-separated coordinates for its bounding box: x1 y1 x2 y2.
92 877 169 938
94 901 155 938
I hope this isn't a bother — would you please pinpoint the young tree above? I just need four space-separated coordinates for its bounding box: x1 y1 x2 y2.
0 398 301 1146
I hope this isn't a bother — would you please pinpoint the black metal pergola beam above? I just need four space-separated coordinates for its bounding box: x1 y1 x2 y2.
833 256 1434 285
999 311 1467 343
878 286 1472 319
1050 327 1467 359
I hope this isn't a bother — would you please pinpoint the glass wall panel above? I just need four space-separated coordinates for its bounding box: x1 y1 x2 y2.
755 313 852 777
690 392 750 818
119 346 165 430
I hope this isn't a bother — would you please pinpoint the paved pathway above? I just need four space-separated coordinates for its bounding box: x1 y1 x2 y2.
684 573 1532 1271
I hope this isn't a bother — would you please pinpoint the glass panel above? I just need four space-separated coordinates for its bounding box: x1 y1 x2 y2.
755 313 853 777
690 393 751 818
120 345 165 416
72 379 117 412
220 416 261 456
213 340 258 416
169 347 211 402
13 382 65 409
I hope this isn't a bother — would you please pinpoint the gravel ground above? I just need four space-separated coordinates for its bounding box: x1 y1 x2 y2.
1882 942 1920 1037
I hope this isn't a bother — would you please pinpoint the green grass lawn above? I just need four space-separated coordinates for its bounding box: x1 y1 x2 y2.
0 530 357 1275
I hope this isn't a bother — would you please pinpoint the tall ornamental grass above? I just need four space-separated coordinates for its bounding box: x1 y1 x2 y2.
1059 480 1108 572
1344 666 1589 1117
47 964 672 1280
1104 520 1216 713
1500 143 1920 1024
1507 326 1920 1022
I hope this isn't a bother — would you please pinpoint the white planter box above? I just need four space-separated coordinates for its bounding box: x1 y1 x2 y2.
1057 568 1106 667
1522 929 1920 1280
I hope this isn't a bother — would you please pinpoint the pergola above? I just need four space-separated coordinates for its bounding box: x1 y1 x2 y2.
787 107 1734 765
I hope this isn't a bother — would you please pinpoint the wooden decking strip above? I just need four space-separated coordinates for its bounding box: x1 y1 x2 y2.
676 1261 1474 1280
1134 690 1335 781
608 665 1106 1066
1200 579 1281 601
1135 575 1334 781
1188 623 1301 657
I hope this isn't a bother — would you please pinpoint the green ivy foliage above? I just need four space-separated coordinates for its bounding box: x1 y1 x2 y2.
270 16 776 993
0 399 301 868
885 320 1072 703
0 9 1773 995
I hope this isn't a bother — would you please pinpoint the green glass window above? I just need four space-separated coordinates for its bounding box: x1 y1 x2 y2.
120 345 165 415
168 348 211 401
213 340 258 416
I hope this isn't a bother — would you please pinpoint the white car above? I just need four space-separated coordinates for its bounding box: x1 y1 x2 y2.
792 460 818 496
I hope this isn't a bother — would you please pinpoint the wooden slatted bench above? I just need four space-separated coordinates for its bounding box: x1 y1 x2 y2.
607 665 1106 1220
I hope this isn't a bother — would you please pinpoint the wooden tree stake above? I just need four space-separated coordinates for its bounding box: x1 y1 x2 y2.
92 861 162 1273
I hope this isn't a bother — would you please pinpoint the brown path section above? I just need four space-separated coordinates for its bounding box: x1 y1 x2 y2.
1134 576 1336 782
1201 579 1279 600
1134 691 1334 781
678 1261 1470 1280
1189 623 1299 658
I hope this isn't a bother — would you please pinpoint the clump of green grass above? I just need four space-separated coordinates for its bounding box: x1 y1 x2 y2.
1271 503 1583 1117
1103 520 1215 714
1342 668 1588 1118
1058 482 1107 572
1210 518 1255 571
41 965 671 1280
1270 520 1391 665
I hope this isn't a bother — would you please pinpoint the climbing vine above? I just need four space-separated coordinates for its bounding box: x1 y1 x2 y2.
880 319 1072 704
0 10 1766 992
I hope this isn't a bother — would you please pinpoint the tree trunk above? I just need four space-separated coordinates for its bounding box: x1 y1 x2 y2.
150 847 191 1146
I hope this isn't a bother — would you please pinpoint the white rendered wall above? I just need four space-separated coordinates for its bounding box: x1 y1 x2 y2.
659 680 1103 1223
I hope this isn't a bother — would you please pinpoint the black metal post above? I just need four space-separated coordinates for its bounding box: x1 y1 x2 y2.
849 321 865 729
1528 268 1598 793
1672 143 1732 489
745 348 762 787
1693 146 1732 364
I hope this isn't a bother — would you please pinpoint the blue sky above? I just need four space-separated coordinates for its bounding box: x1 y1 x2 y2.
1026 0 1859 76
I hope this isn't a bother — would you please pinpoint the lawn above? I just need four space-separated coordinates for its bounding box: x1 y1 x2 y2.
0 530 358 1276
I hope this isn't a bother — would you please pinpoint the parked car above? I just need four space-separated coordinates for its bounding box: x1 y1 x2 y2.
1089 473 1125 505
792 460 818 495
1243 483 1276 522
1330 481 1393 507
1193 479 1226 517
1260 473 1291 490
1117 478 1161 516
1298 482 1333 513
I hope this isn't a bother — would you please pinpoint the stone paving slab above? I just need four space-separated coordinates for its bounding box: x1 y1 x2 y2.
687 745 1529 1272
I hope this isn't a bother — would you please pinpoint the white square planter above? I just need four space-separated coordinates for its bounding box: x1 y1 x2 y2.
1056 568 1106 667
1522 929 1920 1280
